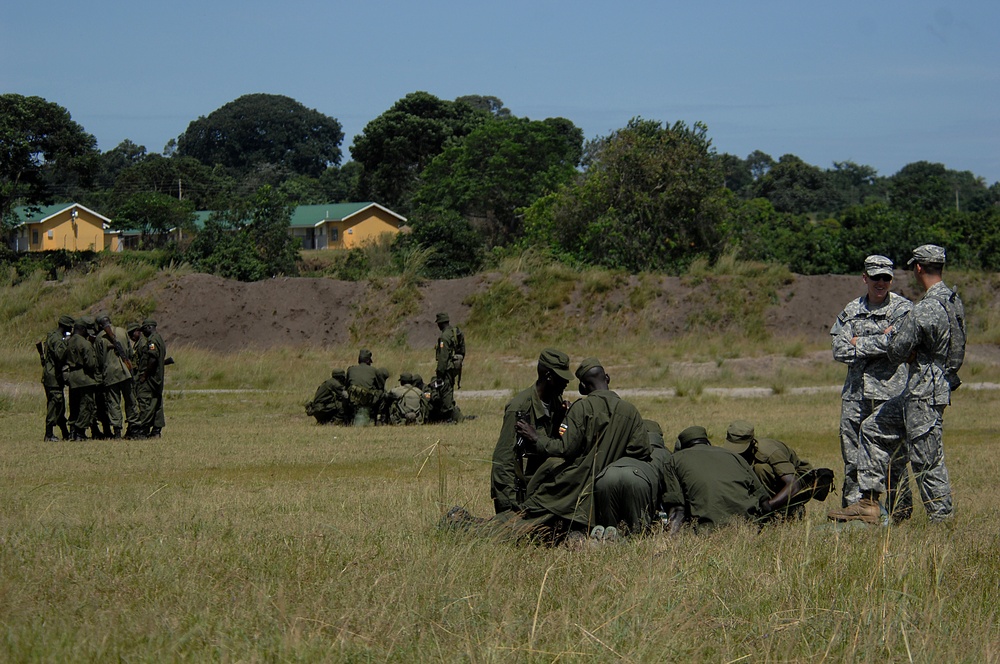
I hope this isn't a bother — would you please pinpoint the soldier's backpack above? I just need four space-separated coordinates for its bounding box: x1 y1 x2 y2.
927 287 966 390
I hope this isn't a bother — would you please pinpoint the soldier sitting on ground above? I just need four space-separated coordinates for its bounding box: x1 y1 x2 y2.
385 372 425 425
721 420 834 520
305 368 350 425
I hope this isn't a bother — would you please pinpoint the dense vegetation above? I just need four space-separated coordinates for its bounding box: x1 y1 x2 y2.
4 92 999 281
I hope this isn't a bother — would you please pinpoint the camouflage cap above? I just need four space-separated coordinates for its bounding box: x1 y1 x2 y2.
435 312 450 324
863 255 894 278
677 425 709 449
906 244 946 269
58 314 75 327
538 348 573 382
575 357 603 381
722 420 756 455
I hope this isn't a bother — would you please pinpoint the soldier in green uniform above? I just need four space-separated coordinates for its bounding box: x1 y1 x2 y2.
143 319 167 437
721 420 830 520
661 426 771 534
305 369 349 424
65 316 100 441
385 372 426 425
132 318 165 439
434 312 465 423
95 313 138 439
489 348 573 514
346 349 380 426
38 314 74 441
592 419 673 537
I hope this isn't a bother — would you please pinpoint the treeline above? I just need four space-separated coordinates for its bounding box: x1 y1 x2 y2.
4 92 999 281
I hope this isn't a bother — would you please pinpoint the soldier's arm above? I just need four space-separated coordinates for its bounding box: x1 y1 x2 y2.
886 310 919 365
831 312 858 364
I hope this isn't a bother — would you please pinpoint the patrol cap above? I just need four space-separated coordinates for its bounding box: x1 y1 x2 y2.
77 315 96 332
722 420 756 455
435 312 450 324
95 311 110 324
906 244 946 269
677 425 709 449
127 322 141 334
142 317 157 327
376 367 389 380
358 349 372 363
538 348 573 382
575 357 603 381
412 373 424 387
58 314 75 327
863 255 894 278
399 371 413 384
332 369 346 380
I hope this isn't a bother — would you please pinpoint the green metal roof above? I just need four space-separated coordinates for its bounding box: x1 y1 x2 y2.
288 202 397 228
13 203 111 225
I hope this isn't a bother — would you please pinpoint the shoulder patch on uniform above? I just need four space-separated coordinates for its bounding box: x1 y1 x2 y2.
558 422 569 437
148 343 157 351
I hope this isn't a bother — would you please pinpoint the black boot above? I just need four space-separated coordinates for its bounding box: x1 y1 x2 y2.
112 427 122 439
44 426 59 442
149 427 162 438
59 424 71 441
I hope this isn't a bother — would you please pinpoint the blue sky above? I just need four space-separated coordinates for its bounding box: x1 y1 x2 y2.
4 1 998 183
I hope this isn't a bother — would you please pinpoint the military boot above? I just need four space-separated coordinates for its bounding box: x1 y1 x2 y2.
59 424 71 441
43 426 59 442
827 493 882 525
112 427 122 439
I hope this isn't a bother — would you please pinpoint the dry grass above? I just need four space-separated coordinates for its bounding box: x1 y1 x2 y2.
1 339 999 661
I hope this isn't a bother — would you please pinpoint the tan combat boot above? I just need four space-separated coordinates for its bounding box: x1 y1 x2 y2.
828 494 882 525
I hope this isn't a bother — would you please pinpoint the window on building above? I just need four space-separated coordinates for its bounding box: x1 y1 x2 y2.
330 229 339 242
32 230 39 244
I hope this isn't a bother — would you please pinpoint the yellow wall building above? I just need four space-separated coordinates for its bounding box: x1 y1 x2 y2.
288 202 405 250
12 203 121 252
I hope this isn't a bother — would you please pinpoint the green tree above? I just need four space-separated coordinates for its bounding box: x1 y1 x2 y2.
350 92 488 213
394 206 483 278
413 116 583 246
454 95 512 118
319 161 362 202
752 154 839 214
524 118 727 272
0 94 98 227
176 94 343 178
109 154 231 211
114 192 196 247
828 160 881 209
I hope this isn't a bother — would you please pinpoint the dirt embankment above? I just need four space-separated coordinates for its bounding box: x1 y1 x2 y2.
107 269 987 355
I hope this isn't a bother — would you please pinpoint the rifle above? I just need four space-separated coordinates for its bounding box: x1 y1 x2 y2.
35 340 46 366
100 322 133 373
513 410 529 504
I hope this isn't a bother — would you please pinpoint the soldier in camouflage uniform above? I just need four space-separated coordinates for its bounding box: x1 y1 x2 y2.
39 315 74 441
832 245 963 524
434 312 464 423
829 255 913 522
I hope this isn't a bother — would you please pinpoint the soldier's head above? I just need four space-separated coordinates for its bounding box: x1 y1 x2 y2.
358 349 373 365
412 374 425 389
536 348 573 398
676 426 710 450
332 369 347 382
77 316 97 338
58 314 75 332
906 244 945 286
644 419 666 450
96 312 111 329
141 317 157 336
575 358 609 395
127 322 142 341
862 255 894 305
399 372 413 386
722 420 757 460
435 312 450 330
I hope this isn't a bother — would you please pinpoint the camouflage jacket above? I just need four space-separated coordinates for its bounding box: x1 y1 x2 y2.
887 282 959 405
831 292 912 401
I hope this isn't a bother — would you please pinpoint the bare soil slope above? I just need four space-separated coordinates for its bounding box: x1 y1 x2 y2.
126 271 939 353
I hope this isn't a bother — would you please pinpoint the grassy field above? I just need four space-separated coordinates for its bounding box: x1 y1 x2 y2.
2 339 999 662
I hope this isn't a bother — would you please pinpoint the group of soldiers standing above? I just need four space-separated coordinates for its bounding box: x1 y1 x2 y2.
38 314 168 441
305 312 466 427
445 243 965 544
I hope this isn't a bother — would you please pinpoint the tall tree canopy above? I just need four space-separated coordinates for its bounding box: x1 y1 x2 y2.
0 94 98 225
350 92 488 212
751 154 839 214
413 116 583 246
524 118 727 272
175 94 343 178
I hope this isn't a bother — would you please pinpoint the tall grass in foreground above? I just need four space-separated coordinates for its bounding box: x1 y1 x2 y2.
1 359 999 661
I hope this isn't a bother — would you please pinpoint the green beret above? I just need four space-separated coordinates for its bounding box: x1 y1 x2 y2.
906 244 946 269
435 312 450 324
58 314 75 328
538 348 573 382
722 420 756 454
575 357 603 381
677 425 709 449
